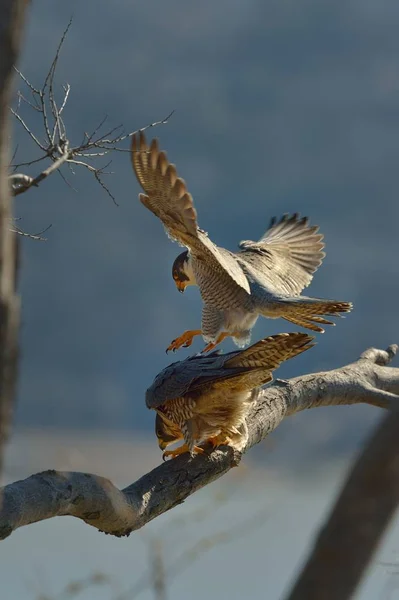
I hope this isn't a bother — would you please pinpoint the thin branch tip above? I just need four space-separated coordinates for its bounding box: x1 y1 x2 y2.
11 20 172 203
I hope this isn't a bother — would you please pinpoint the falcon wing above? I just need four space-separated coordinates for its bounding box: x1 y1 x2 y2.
145 353 235 409
237 214 325 296
131 132 250 295
211 332 315 390
145 333 314 409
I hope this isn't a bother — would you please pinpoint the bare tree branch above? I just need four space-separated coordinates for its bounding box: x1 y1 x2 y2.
7 19 174 241
0 0 28 478
283 414 399 600
10 105 46 150
12 141 71 195
9 222 51 241
0 345 397 541
8 19 174 202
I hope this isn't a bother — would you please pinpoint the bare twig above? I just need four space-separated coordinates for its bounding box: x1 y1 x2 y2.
16 90 41 112
9 222 52 241
10 154 49 169
12 146 72 195
9 19 174 205
34 571 111 600
116 503 271 600
10 107 46 150
9 144 18 165
13 66 39 94
0 345 397 541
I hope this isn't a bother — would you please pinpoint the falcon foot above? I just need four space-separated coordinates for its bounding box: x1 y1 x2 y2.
201 341 218 353
162 443 205 461
166 329 202 353
201 332 231 353
207 434 232 449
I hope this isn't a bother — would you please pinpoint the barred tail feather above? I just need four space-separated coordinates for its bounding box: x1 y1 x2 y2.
280 296 353 333
218 332 315 391
225 332 315 370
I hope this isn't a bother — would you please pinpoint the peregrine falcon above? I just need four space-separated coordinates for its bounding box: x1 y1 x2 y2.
146 332 314 459
131 132 352 353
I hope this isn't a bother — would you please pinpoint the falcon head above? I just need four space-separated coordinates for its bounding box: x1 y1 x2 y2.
172 250 196 293
155 412 182 450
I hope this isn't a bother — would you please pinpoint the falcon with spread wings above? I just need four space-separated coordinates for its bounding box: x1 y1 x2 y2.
132 132 352 353
146 332 314 459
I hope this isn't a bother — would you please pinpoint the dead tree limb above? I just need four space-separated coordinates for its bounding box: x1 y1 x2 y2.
0 345 397 541
9 18 174 205
0 0 28 478
283 412 399 600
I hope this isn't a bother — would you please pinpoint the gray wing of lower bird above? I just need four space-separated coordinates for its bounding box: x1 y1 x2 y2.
236 213 325 297
145 332 314 409
145 352 234 409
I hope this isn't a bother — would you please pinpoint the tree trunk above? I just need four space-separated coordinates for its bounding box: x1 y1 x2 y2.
0 0 29 478
284 412 399 600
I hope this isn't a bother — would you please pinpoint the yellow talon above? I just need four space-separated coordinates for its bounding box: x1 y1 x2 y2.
166 329 202 353
201 332 232 353
162 444 204 460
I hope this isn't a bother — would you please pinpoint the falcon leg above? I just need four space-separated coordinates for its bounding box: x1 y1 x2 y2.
166 330 202 353
162 443 205 461
201 331 231 353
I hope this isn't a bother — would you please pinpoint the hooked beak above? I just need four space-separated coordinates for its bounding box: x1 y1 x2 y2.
158 439 167 451
176 281 186 294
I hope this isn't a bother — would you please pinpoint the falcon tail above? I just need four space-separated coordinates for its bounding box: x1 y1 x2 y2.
277 296 353 333
217 332 315 391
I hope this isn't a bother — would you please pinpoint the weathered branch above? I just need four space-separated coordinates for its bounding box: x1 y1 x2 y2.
284 411 399 600
12 142 71 195
0 0 28 477
8 19 175 207
0 345 397 541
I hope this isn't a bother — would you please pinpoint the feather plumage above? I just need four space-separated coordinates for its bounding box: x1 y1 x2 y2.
131 133 352 347
147 333 315 457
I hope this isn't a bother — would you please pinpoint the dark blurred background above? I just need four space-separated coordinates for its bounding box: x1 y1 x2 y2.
2 1 399 599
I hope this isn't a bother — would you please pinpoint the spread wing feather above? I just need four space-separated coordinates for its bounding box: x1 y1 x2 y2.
131 132 250 294
145 333 314 408
237 213 325 296
223 332 314 371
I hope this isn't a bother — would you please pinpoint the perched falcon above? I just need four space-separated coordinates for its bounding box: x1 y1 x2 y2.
146 332 314 460
131 132 352 353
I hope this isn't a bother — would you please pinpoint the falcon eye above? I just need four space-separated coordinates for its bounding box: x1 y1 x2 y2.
173 270 180 282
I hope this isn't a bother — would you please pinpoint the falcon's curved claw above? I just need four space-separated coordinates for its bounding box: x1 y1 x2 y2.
162 444 205 460
207 434 232 448
166 329 202 353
